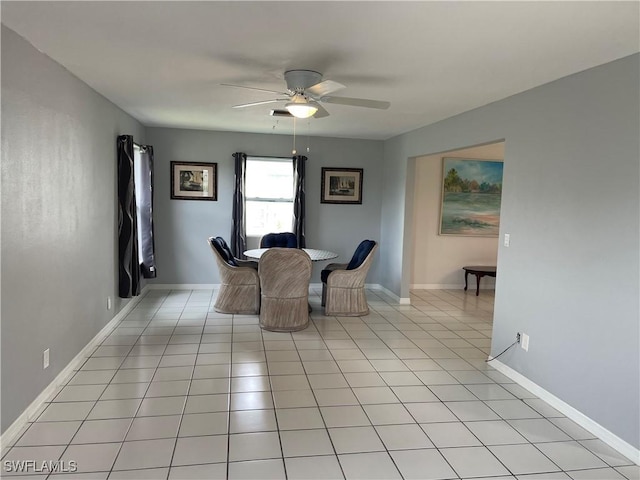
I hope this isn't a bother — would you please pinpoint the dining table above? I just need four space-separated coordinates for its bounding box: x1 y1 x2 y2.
244 248 338 262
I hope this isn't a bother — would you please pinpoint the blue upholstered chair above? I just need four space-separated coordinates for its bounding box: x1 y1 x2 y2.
260 232 298 249
208 237 259 314
321 240 378 316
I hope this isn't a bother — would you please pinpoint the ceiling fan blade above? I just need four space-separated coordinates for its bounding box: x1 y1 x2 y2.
232 99 287 109
221 83 289 96
306 80 346 98
313 104 330 118
320 96 390 110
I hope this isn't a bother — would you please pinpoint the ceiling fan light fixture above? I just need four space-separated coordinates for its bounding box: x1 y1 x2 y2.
285 100 319 119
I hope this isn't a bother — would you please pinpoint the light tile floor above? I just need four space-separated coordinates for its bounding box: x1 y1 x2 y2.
2 288 638 480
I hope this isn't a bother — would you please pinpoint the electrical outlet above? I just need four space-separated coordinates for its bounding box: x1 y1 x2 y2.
516 333 521 343
504 233 511 247
43 349 50 369
107 296 112 310
521 334 529 351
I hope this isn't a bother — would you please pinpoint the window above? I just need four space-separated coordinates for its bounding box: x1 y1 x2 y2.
245 157 294 236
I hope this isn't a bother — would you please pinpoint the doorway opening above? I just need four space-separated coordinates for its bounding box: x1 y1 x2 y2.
408 141 505 293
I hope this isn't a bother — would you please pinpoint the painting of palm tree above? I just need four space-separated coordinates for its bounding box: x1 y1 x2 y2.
440 158 503 236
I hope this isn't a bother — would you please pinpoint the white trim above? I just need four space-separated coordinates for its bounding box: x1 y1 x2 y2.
371 284 397 300
369 284 411 305
491 359 640 465
411 283 463 289
0 288 149 448
411 283 495 290
147 283 219 290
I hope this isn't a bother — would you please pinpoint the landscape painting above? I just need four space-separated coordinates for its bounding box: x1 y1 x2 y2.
440 158 503 236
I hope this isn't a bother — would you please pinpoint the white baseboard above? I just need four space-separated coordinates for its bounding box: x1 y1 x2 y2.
369 284 411 305
370 284 395 299
147 283 219 290
411 283 463 289
0 287 149 448
411 283 495 290
492 360 640 465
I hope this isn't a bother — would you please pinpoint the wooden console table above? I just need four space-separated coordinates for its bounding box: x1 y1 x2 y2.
463 266 497 296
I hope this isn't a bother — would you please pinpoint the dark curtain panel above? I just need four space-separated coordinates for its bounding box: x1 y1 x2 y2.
293 155 307 248
231 152 248 258
137 146 157 278
117 135 141 298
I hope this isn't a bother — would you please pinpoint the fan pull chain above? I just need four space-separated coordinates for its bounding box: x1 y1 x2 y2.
292 117 297 155
307 119 311 153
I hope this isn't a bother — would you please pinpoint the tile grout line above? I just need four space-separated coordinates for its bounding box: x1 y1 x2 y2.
39 288 160 479
6 288 636 479
162 288 211 479
104 288 180 479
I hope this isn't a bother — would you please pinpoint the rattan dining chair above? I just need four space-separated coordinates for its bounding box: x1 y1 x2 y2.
208 237 260 314
322 240 377 316
258 248 312 331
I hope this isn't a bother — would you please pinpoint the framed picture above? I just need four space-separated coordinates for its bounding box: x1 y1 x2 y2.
321 168 363 205
170 161 217 201
439 158 504 236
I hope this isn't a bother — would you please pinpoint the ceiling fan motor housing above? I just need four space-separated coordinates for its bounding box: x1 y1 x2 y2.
284 70 323 94
227 69 388 116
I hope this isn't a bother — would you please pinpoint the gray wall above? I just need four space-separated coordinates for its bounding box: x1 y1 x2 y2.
3 18 637 453
381 54 640 448
145 128 384 285
1 26 145 433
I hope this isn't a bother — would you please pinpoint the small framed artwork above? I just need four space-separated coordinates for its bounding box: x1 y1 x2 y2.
321 168 363 204
439 158 503 236
170 161 217 201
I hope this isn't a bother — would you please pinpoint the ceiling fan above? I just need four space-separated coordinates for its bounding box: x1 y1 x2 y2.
222 70 390 119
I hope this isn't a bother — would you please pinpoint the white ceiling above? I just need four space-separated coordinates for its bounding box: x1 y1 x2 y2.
2 1 638 140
